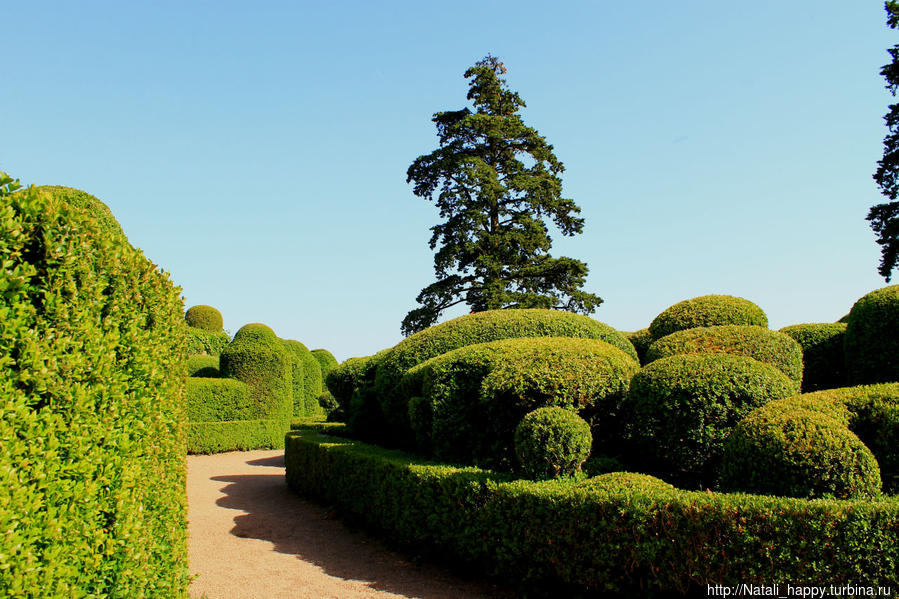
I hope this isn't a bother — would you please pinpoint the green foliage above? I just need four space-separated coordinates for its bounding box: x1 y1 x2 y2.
648 294 768 340
721 407 882 500
187 354 220 378
318 390 338 418
779 322 847 391
220 323 293 421
285 426 899 594
625 354 795 488
282 339 324 419
184 327 230 356
188 419 291 454
325 354 382 411
402 55 601 336
185 304 224 331
311 348 338 378
869 1 899 281
646 325 804 392
625 328 653 365
30 185 126 239
844 285 899 384
514 407 591 479
186 378 253 421
0 176 189 596
407 337 639 470
577 471 674 492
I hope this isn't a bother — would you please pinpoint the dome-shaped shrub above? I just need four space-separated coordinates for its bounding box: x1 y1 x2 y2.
282 339 323 418
648 295 768 340
720 407 882 500
625 328 653 365
577 471 675 492
311 349 339 378
515 407 592 479
844 285 899 384
625 354 795 487
779 323 846 392
30 185 126 238
220 323 292 420
187 354 219 378
412 337 639 469
646 325 803 392
185 305 224 332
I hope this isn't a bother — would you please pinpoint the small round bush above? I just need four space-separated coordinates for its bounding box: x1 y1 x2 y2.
187 354 219 378
779 323 847 392
577 471 675 492
625 328 653 365
844 285 899 385
625 353 795 488
220 323 292 421
311 349 339 378
648 295 768 340
185 305 224 332
646 325 803 392
515 407 592 479
720 407 882 500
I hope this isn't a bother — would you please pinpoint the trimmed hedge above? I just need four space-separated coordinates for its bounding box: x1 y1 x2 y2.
721 407 882 500
625 354 795 487
646 325 804 392
405 337 639 470
282 339 325 419
311 348 339 378
648 294 768 340
779 322 847 392
187 354 220 378
285 426 899 595
1 177 189 596
515 407 592 480
185 327 231 356
220 324 293 421
188 419 291 453
325 355 380 410
845 285 899 384
625 328 653 365
185 304 224 332
186 378 252 422
577 471 674 492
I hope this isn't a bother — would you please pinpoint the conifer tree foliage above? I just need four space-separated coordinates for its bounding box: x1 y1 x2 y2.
871 1 899 281
402 56 601 336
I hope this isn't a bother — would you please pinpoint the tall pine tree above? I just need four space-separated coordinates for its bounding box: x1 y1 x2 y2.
402 56 601 336
871 0 899 281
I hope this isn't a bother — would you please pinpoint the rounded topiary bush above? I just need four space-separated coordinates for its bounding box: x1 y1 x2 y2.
625 328 653 365
720 407 882 500
646 325 803 392
648 294 768 340
185 304 224 332
220 323 292 421
411 336 639 469
625 353 795 487
779 323 846 392
311 349 339 379
188 354 219 378
577 471 675 492
844 285 899 385
515 407 592 480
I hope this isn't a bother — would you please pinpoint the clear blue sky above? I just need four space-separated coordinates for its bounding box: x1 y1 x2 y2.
2 1 894 362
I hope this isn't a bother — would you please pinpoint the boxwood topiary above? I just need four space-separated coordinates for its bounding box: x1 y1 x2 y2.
311 348 339 378
185 326 230 356
220 323 293 421
625 328 653 365
185 304 224 332
844 285 899 384
515 407 592 480
1 177 189 596
625 353 795 488
30 184 126 238
646 325 803 392
779 323 847 392
186 378 252 421
410 337 639 470
188 354 220 378
720 407 882 499
648 294 768 340
577 471 675 492
282 339 323 418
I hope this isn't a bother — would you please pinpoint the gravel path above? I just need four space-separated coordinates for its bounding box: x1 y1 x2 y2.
187 450 515 599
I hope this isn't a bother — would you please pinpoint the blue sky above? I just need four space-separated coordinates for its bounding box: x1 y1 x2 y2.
2 2 895 361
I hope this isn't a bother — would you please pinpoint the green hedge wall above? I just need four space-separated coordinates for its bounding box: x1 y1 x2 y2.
285 426 899 595
282 339 324 418
845 285 899 385
0 177 189 596
188 419 291 454
648 294 768 340
187 354 220 378
779 322 847 392
186 378 252 422
185 327 231 356
312 348 339 378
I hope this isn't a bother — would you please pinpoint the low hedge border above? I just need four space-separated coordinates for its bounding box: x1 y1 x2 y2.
188 419 292 454
285 425 899 595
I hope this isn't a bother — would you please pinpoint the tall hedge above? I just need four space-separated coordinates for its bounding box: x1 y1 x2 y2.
311 348 339 378
282 339 323 418
779 323 847 392
220 324 293 421
844 285 899 384
648 294 768 340
0 177 189 596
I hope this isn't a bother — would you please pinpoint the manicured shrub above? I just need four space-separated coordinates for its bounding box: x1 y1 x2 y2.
844 285 899 384
1 177 189 596
185 304 224 332
646 325 803 392
188 418 290 453
312 348 339 378
185 327 230 356
625 328 653 365
187 354 220 378
282 339 324 418
220 323 293 421
779 323 847 392
30 185 125 238
515 407 592 479
648 294 768 340
318 390 338 417
325 354 381 410
721 407 882 500
409 337 639 469
625 354 795 487
186 378 252 422
577 471 674 492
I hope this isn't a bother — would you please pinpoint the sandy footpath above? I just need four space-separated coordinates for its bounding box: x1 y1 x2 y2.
187 450 514 599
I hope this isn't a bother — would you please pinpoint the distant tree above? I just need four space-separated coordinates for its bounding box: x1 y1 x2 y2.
401 55 602 336
870 0 899 281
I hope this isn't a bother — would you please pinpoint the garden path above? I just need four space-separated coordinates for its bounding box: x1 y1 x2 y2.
187 449 514 599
